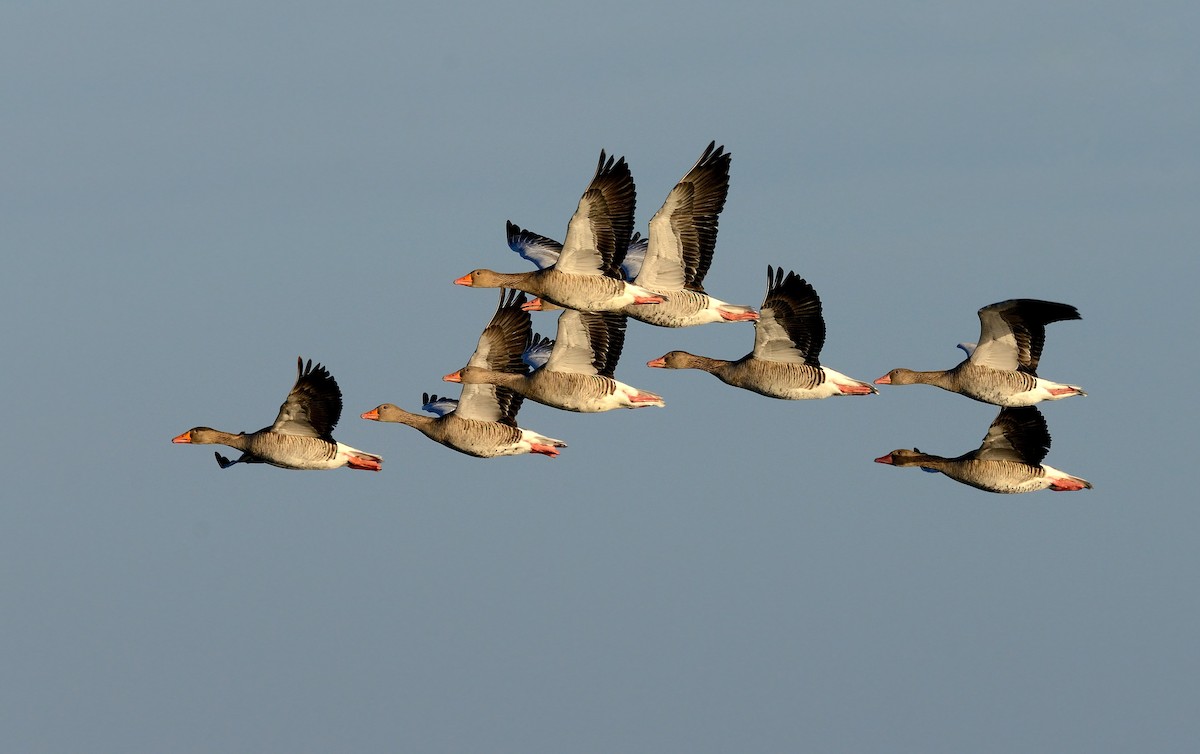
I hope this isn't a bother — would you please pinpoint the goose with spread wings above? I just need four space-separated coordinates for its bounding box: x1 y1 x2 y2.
874 298 1085 406
874 406 1092 493
445 307 664 412
361 291 566 458
454 151 665 313
172 357 382 471
511 142 757 326
647 266 875 399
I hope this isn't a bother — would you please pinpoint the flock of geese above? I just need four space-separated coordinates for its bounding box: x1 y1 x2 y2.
173 142 1092 494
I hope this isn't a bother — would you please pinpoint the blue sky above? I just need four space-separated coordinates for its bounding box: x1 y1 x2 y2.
2 2 1197 751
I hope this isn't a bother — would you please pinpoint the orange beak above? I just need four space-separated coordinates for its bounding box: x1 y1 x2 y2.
172 431 193 444
873 453 895 464
646 357 666 368
873 375 892 385
453 273 473 286
361 409 380 421
443 370 462 383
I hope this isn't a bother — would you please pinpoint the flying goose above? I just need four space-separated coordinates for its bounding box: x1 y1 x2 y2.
874 406 1092 493
512 142 758 326
445 308 664 412
454 151 665 312
361 291 566 458
874 298 1086 406
172 357 382 471
647 266 876 399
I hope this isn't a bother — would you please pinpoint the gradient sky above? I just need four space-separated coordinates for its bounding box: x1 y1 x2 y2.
3 2 1197 752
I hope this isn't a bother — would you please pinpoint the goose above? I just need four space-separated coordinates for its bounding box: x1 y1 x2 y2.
874 298 1086 406
512 142 758 326
361 290 566 458
507 222 648 283
172 357 382 471
444 309 664 412
646 266 876 399
454 151 666 312
874 406 1092 493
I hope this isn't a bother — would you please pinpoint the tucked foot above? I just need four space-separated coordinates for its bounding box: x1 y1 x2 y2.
522 298 547 312
838 383 878 395
1049 477 1092 491
529 443 561 457
1049 386 1086 397
718 308 759 322
632 295 666 305
629 391 665 405
346 455 383 471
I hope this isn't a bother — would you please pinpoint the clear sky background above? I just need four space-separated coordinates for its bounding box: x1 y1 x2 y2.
3 1 1196 751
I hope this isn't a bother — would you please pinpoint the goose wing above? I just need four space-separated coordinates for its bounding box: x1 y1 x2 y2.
751 267 825 365
270 357 342 439
555 150 636 278
457 290 532 423
543 310 626 377
971 407 1051 466
635 141 731 291
971 299 1081 374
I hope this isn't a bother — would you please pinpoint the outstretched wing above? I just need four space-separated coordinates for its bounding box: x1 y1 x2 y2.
506 220 562 269
421 393 459 417
971 299 1082 374
544 310 627 377
523 332 555 371
751 267 826 365
635 141 731 292
457 290 531 424
270 357 343 439
556 150 636 278
972 407 1051 466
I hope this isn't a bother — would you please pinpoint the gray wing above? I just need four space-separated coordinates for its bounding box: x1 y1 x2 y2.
972 407 1051 466
523 332 555 371
543 310 626 377
556 150 636 278
971 299 1081 374
751 267 825 365
458 290 531 423
506 220 562 270
635 141 731 292
270 357 342 439
620 233 647 281
421 393 459 417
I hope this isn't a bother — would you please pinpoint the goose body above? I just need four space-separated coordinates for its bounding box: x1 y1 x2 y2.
361 400 565 458
362 291 566 458
647 266 876 399
446 309 664 412
874 407 1092 493
875 299 1085 406
172 357 382 471
456 151 665 313
507 222 648 284
509 142 758 326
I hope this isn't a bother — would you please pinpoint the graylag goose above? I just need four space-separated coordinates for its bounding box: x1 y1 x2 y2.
507 222 647 284
514 142 758 326
874 298 1086 406
874 406 1092 493
361 290 567 458
647 266 876 399
454 151 666 312
172 357 382 471
444 308 664 412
